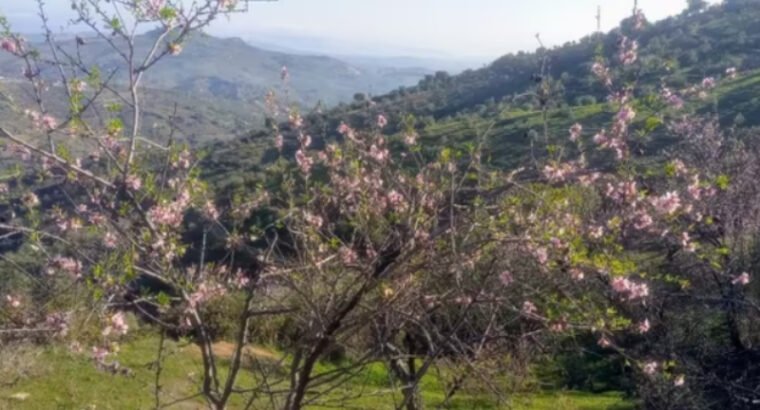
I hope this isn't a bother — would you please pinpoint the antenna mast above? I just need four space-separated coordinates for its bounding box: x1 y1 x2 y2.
596 5 601 32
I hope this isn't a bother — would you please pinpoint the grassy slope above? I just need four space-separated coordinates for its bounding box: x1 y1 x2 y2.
0 336 634 410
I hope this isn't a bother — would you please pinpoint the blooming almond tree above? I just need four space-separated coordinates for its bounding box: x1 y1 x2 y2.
0 1 280 409
0 2 755 410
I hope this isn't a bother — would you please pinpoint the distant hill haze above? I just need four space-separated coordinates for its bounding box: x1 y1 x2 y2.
0 29 440 143
0 30 435 107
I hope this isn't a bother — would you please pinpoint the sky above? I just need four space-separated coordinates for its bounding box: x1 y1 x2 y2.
1 0 718 60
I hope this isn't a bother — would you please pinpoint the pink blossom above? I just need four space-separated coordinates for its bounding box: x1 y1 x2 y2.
41 114 58 131
637 319 651 334
5 143 32 161
369 144 389 163
589 225 604 239
606 180 638 203
725 67 738 79
591 62 612 87
91 346 110 363
337 122 351 135
70 80 87 93
611 277 649 301
671 159 687 176
387 190 406 210
543 162 576 183
643 361 658 375
570 268 585 281
618 37 639 65
339 246 358 265
661 87 684 109
295 149 313 174
229 270 251 289
499 271 514 286
598 335 612 348
289 112 303 128
102 311 129 336
617 105 636 123
550 319 568 333
732 272 751 286
168 43 183 56
5 294 21 308
680 232 696 253
172 149 192 169
376 114 388 129
577 172 600 187
0 183 8 194
454 295 473 305
48 256 83 278
674 375 685 387
632 210 653 231
569 123 582 142
650 191 681 215
0 37 18 54
22 192 39 208
593 130 609 146
103 232 118 249
124 174 142 191
187 281 227 309
701 77 716 89
148 202 185 226
203 201 220 221
46 312 71 337
304 211 323 228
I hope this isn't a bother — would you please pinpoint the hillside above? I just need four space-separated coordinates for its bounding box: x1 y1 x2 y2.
198 0 760 194
0 30 434 143
0 30 432 109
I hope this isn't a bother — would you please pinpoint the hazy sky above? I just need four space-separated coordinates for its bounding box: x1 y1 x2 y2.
2 0 718 59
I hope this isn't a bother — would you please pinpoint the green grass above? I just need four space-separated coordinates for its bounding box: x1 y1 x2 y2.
0 336 635 409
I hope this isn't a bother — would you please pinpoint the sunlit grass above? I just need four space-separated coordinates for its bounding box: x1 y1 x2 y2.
0 336 635 409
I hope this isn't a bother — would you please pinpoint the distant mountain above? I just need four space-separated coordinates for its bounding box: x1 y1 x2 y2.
0 30 435 108
242 31 488 74
0 30 438 142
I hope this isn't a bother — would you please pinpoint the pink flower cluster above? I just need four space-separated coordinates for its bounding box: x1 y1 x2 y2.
148 189 191 226
725 67 738 79
543 162 577 183
295 149 313 174
618 37 639 65
0 37 19 54
732 272 751 286
591 62 612 87
650 191 681 215
24 109 58 131
47 256 83 279
45 312 71 337
661 88 684 109
102 311 129 336
569 123 582 142
611 277 650 301
5 294 21 308
124 174 142 191
187 281 227 310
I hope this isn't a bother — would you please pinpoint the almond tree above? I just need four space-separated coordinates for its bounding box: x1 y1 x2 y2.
0 3 753 410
